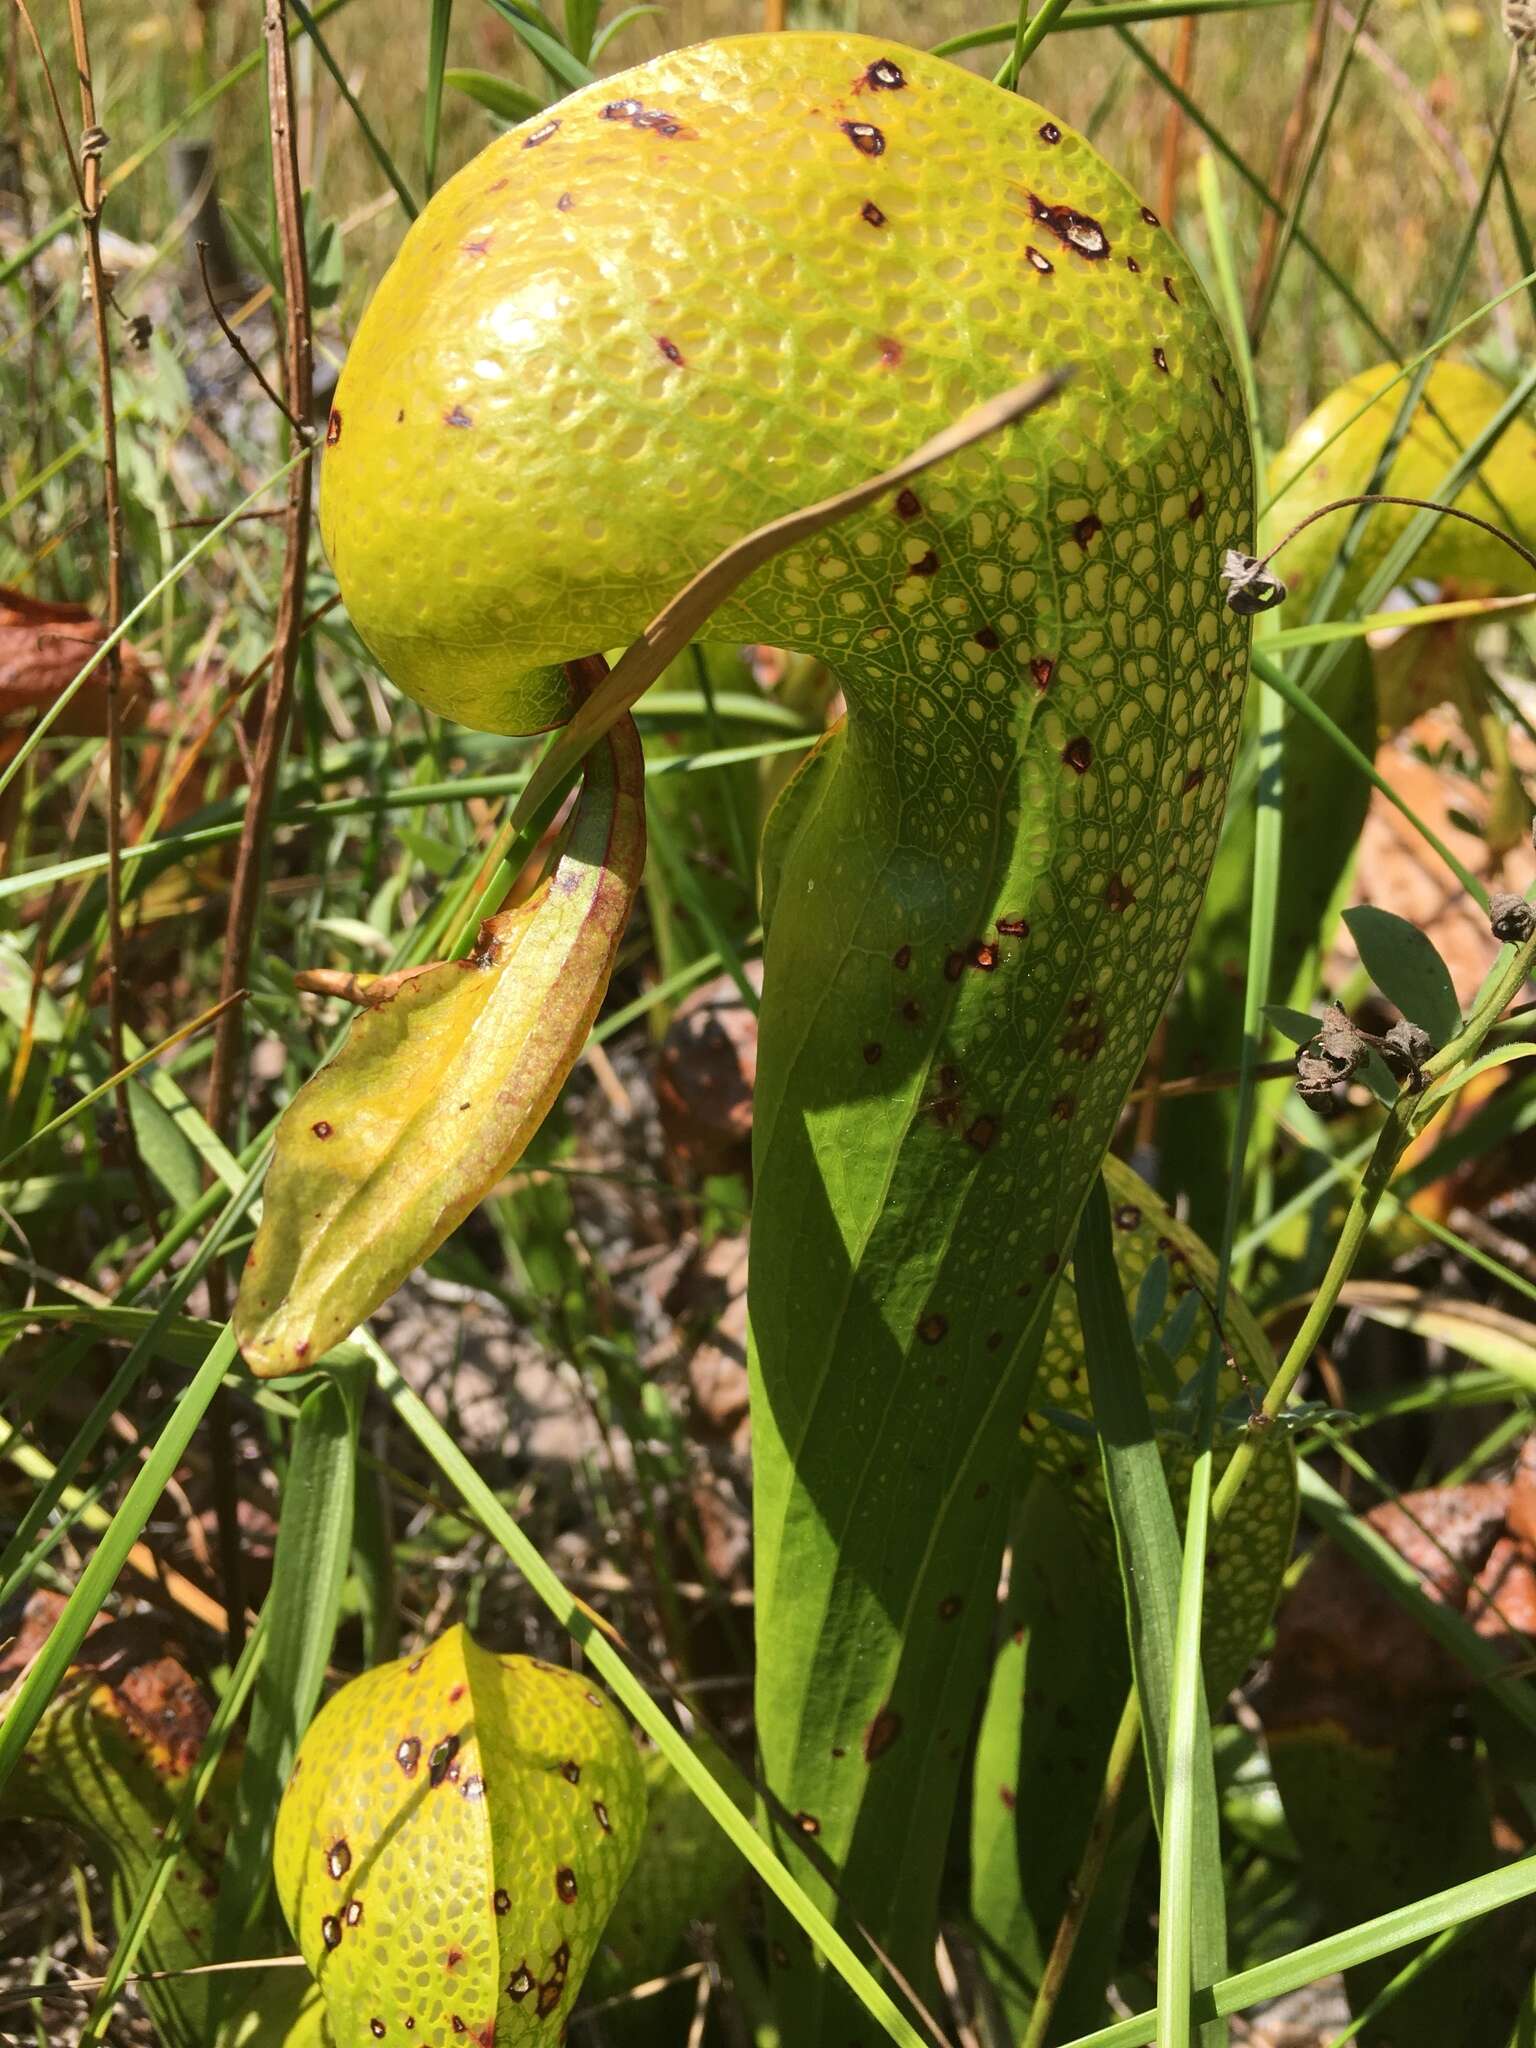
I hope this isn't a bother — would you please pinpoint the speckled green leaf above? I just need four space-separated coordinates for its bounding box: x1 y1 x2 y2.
585 1737 749 1999
1026 1154 1297 1697
273 1626 645 2044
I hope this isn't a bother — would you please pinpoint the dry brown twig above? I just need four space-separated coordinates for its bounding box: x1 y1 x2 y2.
1156 13 1199 226
206 0 315 1138
200 0 316 1657
61 0 159 1227
1247 0 1330 340
195 237 311 440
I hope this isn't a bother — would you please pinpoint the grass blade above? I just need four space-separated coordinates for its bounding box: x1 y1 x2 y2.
1075 1180 1226 2047
214 1368 366 1970
424 0 454 193
0 1324 239 1795
1056 1852 1536 2048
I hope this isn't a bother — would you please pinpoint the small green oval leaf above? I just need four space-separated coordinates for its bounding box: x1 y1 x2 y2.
1342 905 1462 1046
444 66 546 125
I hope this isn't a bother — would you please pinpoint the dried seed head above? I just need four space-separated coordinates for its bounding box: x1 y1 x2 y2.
1382 1019 1435 1068
1314 1005 1367 1080
1506 0 1536 75
1490 891 1536 945
1220 549 1287 615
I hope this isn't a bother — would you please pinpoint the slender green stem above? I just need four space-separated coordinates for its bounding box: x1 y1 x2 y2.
289 0 419 217
1054 1852 1536 2048
996 0 1077 88
1210 919 1536 1528
1019 1689 1143 2048
0 1326 239 1793
932 0 1301 51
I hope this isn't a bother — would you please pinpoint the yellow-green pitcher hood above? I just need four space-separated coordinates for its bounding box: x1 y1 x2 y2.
319 30 1246 736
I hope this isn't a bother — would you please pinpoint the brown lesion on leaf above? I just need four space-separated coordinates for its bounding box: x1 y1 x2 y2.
1060 1016 1105 1062
1026 193 1110 259
600 99 692 139
841 120 886 157
863 1705 903 1761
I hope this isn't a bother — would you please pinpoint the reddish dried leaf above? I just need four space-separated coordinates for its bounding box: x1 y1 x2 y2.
0 584 149 731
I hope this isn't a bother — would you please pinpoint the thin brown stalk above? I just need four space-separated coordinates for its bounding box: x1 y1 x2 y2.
1246 0 1329 338
196 238 310 439
63 0 157 1229
202 0 315 1658
10 0 87 212
206 0 315 1137
1156 15 1199 225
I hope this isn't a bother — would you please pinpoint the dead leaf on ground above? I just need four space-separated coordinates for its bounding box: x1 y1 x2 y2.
0 585 150 732
655 962 762 1179
1263 1454 1536 1746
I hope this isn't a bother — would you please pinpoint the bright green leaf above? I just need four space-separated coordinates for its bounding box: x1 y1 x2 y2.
1342 905 1462 1045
